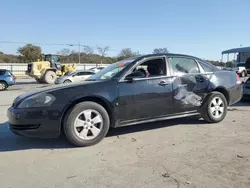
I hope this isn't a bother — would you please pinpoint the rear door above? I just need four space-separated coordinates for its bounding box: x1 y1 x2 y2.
81 72 95 80
167 56 211 113
73 72 86 82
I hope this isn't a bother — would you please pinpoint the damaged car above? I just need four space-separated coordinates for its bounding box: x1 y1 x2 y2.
7 54 243 147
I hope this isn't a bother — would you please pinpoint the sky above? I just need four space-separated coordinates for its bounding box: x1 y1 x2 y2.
0 0 250 60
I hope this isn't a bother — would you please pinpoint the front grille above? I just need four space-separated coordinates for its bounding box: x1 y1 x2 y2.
9 123 40 130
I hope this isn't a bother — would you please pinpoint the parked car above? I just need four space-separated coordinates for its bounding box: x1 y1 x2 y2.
7 53 243 147
54 70 95 84
88 66 105 73
233 63 247 77
0 69 16 91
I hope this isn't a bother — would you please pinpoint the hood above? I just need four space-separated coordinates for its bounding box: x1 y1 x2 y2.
14 80 103 103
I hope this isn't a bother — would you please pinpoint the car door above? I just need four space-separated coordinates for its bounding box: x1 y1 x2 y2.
167 56 210 113
116 56 174 123
73 72 85 82
82 72 94 80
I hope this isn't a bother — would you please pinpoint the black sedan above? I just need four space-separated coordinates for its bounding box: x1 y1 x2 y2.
7 53 243 146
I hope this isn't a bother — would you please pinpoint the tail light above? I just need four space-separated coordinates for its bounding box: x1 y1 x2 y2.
236 73 241 84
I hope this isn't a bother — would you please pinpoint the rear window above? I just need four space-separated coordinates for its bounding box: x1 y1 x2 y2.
0 70 6 75
199 62 214 72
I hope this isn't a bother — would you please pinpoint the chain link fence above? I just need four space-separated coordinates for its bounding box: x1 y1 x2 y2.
0 63 109 78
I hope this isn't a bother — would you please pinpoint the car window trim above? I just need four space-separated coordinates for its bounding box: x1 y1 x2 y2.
196 60 215 74
166 55 202 76
118 55 169 82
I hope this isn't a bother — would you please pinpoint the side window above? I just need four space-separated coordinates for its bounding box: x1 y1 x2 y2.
81 72 94 75
0 70 6 75
132 58 167 78
198 61 214 72
76 72 84 76
168 57 200 75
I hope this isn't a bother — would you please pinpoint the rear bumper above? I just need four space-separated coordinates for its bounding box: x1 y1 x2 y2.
228 84 243 105
7 106 62 138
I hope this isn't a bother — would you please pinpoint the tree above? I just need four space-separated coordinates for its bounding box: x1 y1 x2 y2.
83 46 94 54
17 44 42 62
57 48 71 56
153 48 169 54
97 46 109 64
118 48 138 60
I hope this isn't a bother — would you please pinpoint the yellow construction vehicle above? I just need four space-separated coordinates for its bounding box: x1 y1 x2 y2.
25 54 76 84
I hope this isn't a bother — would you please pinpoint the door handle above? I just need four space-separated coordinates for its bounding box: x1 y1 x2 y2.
158 80 170 86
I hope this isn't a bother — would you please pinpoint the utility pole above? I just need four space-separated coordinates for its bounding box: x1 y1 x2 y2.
78 42 81 64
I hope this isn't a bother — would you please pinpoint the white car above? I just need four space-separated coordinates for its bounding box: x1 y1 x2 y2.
55 70 95 84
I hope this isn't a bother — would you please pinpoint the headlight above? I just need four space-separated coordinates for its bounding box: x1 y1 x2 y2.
17 93 56 108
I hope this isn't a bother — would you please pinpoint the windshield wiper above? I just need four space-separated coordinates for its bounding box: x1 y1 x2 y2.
86 79 96 81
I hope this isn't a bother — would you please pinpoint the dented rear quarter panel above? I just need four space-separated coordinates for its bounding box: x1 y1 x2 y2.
207 71 243 105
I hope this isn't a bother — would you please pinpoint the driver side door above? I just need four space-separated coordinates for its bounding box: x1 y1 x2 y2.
116 56 174 125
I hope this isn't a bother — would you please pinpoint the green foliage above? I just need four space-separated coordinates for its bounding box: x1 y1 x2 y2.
17 44 42 62
117 48 139 60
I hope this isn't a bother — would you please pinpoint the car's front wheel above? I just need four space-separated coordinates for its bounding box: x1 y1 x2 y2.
64 102 110 147
200 91 227 123
63 79 72 84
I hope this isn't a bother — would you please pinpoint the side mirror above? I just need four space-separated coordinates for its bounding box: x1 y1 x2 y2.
124 71 145 82
125 76 134 82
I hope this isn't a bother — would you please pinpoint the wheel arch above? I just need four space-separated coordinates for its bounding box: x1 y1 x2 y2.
60 95 115 132
213 87 230 105
0 80 8 86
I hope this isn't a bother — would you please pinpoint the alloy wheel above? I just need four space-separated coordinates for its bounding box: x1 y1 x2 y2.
74 109 103 140
209 97 224 119
0 83 6 90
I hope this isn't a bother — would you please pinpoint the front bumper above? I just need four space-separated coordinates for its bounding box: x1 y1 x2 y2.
7 106 62 138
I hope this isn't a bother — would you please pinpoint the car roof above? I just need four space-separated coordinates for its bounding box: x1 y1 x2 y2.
133 53 207 62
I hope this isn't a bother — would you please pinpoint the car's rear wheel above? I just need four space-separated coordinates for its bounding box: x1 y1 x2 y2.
0 81 7 91
200 91 227 123
64 102 110 147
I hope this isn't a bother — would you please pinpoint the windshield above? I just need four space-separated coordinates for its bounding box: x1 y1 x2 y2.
86 57 137 80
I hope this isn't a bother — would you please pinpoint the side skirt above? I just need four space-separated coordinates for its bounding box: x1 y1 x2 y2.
116 111 200 128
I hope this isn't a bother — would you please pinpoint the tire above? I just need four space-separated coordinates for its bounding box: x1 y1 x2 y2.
200 91 227 123
0 81 7 91
64 101 110 147
43 71 57 84
63 79 72 84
